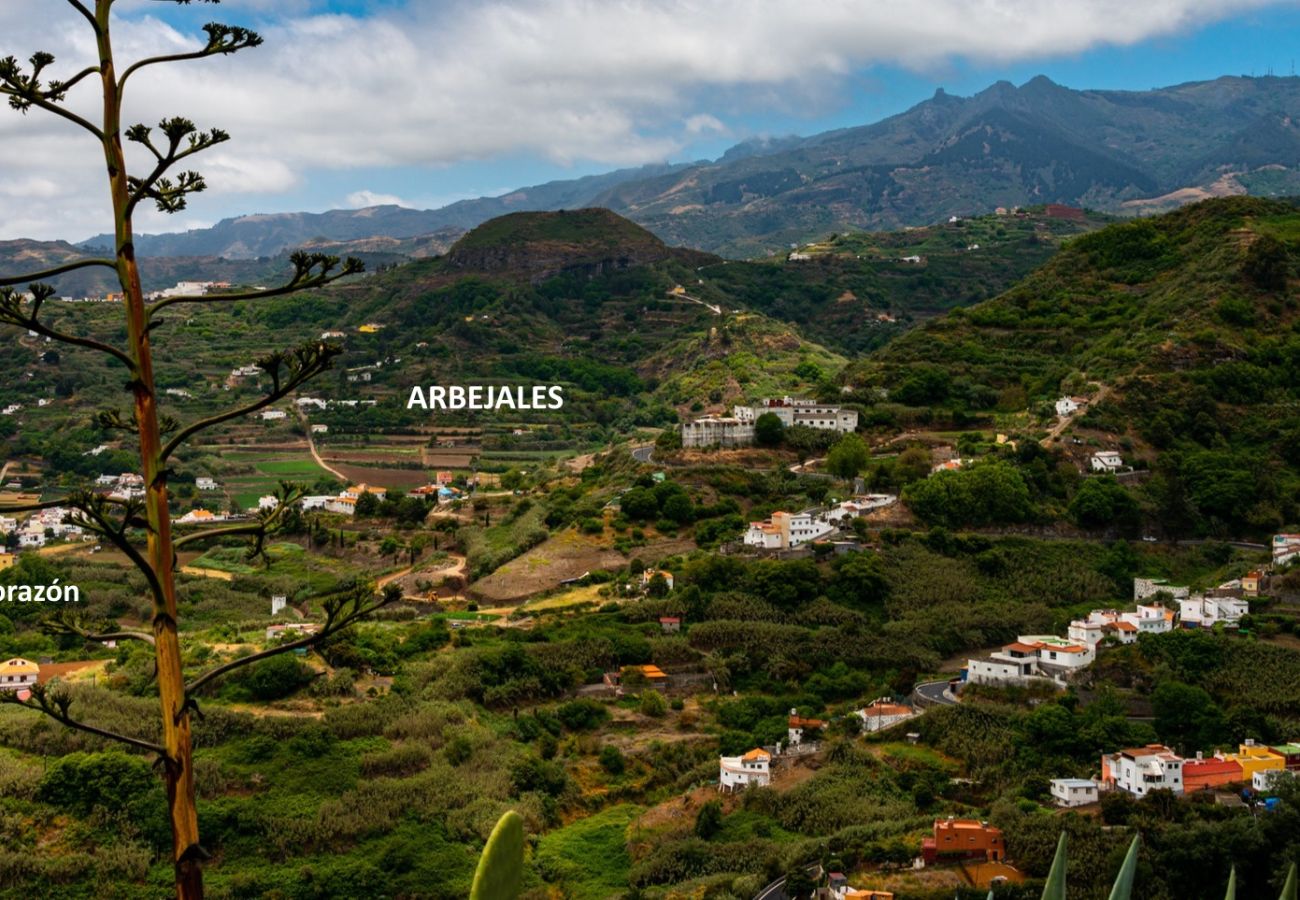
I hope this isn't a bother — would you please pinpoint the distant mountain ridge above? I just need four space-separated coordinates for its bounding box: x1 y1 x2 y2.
75 74 1300 259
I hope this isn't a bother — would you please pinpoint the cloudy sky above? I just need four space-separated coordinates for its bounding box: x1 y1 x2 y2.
1 0 1297 240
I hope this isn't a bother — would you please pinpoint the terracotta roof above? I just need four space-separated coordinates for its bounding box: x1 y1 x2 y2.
1184 757 1242 776
2 658 38 675
741 748 771 761
789 716 827 729
1003 641 1040 653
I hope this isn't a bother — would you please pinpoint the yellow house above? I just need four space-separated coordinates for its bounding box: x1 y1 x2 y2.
358 323 383 334
0 552 13 571
1242 570 1262 596
1227 741 1285 780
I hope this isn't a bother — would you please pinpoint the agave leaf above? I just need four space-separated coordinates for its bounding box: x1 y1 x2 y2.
470 810 525 900
1281 863 1298 900
1041 832 1068 900
1224 866 1236 900
1107 834 1141 900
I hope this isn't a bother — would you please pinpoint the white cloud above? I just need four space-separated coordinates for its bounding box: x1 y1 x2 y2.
344 190 410 208
0 0 1284 238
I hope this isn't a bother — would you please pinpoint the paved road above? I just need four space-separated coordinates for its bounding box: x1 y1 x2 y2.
753 863 822 900
914 679 959 707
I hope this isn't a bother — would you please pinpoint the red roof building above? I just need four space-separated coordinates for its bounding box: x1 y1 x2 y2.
921 818 1005 865
1183 754 1244 792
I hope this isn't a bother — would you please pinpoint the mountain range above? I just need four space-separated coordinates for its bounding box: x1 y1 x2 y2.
71 74 1300 260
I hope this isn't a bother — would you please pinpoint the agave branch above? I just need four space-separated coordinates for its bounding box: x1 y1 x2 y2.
126 117 230 216
66 492 167 606
172 481 305 557
118 22 263 93
0 284 135 369
0 51 104 138
159 340 342 461
0 258 116 288
184 582 399 695
148 252 365 317
0 683 167 757
46 611 156 647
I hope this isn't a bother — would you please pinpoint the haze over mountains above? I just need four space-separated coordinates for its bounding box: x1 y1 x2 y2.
73 74 1300 260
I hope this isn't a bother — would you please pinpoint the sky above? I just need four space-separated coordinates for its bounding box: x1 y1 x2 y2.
1 0 1298 241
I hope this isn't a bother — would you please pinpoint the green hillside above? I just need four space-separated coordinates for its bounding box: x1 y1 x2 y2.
847 196 1300 535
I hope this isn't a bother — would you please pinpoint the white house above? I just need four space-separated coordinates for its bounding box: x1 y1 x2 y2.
1122 603 1175 635
825 495 897 524
176 509 224 525
1254 769 1297 793
1019 635 1095 671
0 658 38 692
195 477 218 491
300 495 334 511
311 424 328 434
787 711 825 746
265 622 321 642
270 596 288 616
17 530 45 549
325 496 357 515
1091 451 1125 473
296 397 328 411
1055 397 1081 418
259 409 287 421
744 510 835 550
640 569 674 592
1179 595 1249 629
719 748 771 791
1050 778 1099 807
856 699 916 733
965 652 1041 686
257 495 280 511
1273 534 1300 567
1102 744 1183 797
732 397 858 433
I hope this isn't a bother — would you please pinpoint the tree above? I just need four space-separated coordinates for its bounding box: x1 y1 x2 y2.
0 8 391 896
694 799 723 839
639 690 668 717
754 412 784 447
825 432 870 480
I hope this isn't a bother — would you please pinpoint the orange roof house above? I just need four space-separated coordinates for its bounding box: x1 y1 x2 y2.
922 818 1005 864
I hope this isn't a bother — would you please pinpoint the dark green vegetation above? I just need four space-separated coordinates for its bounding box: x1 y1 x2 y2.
849 197 1300 537
71 75 1300 259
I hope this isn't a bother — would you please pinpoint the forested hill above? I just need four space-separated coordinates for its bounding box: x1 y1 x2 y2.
848 196 1300 536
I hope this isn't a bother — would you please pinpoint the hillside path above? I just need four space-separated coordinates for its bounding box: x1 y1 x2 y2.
297 409 349 481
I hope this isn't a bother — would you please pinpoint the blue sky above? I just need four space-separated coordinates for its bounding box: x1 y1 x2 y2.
1 0 1298 239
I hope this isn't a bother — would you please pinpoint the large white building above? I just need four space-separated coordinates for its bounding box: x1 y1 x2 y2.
744 510 834 550
719 748 771 791
1090 451 1125 473
732 396 858 433
1180 595 1249 629
966 635 1094 688
1102 744 1183 797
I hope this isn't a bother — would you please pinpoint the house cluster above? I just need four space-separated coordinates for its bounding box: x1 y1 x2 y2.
682 396 858 449
2 506 87 548
95 472 145 501
1051 738 1300 806
151 280 228 299
744 495 897 550
966 573 1263 691
300 483 388 516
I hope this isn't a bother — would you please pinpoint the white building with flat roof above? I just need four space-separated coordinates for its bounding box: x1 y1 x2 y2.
1050 778 1099 807
1102 744 1183 797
